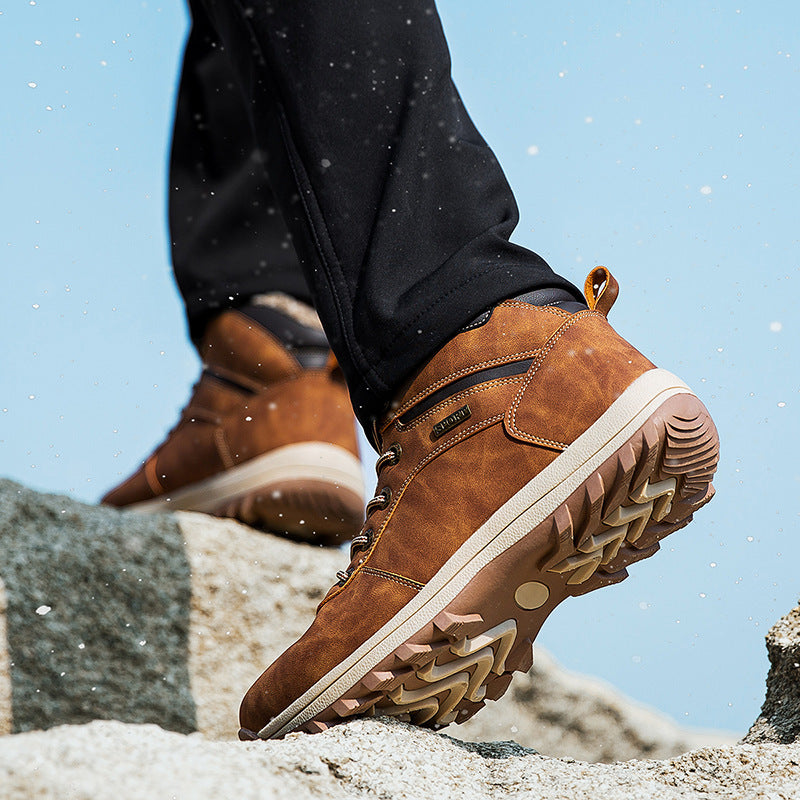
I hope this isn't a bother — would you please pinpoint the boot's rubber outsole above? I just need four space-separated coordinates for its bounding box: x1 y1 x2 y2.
243 368 718 739
127 442 365 545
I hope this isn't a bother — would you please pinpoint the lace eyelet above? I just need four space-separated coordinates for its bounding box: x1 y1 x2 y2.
336 569 352 585
365 487 392 517
375 442 403 475
361 527 375 547
350 527 374 552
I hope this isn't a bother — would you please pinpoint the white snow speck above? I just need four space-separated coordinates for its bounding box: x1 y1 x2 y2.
769 321 782 332
778 402 786 408
320 158 331 168
27 82 37 88
35 605 51 615
526 145 540 156
700 185 712 195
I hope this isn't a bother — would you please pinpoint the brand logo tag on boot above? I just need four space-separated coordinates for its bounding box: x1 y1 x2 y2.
431 405 472 440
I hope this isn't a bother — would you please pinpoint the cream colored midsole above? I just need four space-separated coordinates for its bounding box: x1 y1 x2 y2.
260 368 693 738
130 442 365 514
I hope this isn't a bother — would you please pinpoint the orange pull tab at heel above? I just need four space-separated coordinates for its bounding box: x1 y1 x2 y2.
584 267 619 316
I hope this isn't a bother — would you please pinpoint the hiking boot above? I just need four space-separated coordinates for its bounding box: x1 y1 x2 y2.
102 297 365 545
237 268 719 737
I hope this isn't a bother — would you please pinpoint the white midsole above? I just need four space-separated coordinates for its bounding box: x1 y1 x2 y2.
260 367 693 738
129 442 365 514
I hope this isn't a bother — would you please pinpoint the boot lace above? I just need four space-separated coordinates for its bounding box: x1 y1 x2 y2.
336 443 402 585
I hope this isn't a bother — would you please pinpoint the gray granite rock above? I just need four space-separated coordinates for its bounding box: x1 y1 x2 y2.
745 602 800 745
0 479 196 734
0 717 797 800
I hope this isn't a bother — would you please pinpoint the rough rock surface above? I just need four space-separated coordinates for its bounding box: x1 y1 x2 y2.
0 717 798 800
0 480 197 734
0 479 728 763
746 602 800 744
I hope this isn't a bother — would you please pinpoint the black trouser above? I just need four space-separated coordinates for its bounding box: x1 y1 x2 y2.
169 0 581 434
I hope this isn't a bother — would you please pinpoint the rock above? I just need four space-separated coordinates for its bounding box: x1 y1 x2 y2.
745 602 800 744
0 478 729 762
0 479 197 735
0 717 798 800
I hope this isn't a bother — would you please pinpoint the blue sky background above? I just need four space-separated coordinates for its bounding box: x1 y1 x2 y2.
1 0 798 735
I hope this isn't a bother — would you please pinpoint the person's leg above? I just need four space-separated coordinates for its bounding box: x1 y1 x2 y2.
193 0 583 437
184 1 719 738
169 1 312 343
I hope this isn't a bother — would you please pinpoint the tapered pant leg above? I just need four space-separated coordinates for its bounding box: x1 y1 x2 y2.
169 4 312 342
191 0 582 432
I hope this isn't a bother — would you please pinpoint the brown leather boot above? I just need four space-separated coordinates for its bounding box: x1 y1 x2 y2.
238 267 719 738
102 302 364 545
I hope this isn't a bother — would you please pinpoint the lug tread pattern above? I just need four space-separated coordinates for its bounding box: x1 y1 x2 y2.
542 399 717 589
